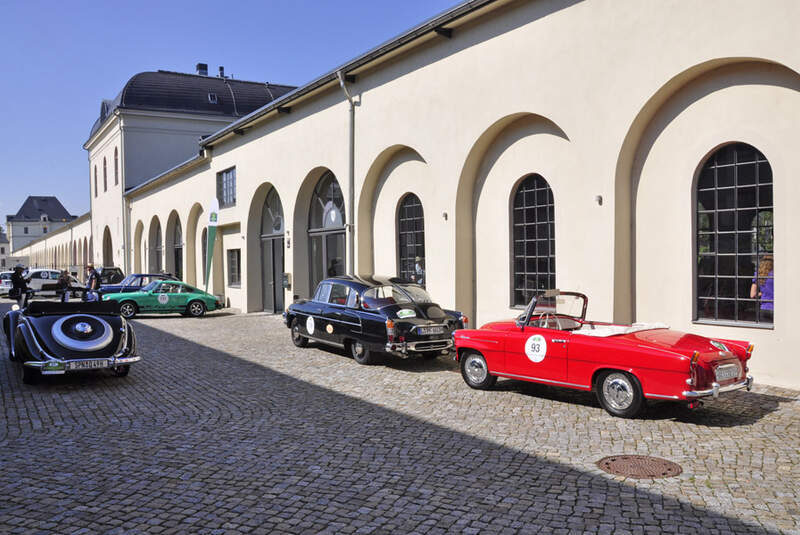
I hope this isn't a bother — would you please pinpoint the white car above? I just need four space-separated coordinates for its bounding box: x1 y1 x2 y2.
0 271 12 296
23 269 80 296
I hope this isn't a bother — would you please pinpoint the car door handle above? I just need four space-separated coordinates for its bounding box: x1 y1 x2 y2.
552 339 567 344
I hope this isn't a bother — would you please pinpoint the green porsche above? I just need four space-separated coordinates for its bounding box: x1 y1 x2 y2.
103 280 223 319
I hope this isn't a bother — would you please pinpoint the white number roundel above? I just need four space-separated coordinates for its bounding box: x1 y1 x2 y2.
306 315 315 335
158 294 169 305
524 335 547 363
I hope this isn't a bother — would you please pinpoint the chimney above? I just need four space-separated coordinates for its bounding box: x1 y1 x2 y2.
196 63 208 76
218 66 225 78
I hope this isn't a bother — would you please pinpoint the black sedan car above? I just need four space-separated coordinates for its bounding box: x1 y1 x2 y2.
99 272 175 295
284 276 468 365
3 287 140 384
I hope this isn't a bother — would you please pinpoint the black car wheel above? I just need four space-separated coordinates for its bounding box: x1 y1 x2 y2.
120 301 138 319
111 365 130 377
20 363 39 385
595 370 644 419
350 340 378 365
187 301 206 318
291 318 308 348
460 350 497 390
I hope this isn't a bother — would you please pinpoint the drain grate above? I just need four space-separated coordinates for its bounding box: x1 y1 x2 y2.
596 455 682 479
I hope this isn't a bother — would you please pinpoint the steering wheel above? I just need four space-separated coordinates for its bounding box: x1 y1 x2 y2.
536 313 563 330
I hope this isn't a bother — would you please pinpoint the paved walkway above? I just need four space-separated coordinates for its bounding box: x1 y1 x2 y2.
1 304 798 534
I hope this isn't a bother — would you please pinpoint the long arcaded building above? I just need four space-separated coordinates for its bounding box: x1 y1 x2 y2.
14 0 800 389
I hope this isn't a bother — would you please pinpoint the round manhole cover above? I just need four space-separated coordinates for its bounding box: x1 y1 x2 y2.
596 455 682 479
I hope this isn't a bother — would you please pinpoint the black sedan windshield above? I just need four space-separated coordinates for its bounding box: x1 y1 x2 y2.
119 275 138 286
362 284 433 309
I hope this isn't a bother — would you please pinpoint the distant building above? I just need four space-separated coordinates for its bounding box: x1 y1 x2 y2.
0 227 8 269
6 196 76 252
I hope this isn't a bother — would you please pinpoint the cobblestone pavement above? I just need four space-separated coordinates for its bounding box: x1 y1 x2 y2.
1 303 799 534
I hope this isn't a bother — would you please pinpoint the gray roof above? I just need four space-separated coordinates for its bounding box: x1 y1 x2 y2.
89 70 295 139
7 196 76 222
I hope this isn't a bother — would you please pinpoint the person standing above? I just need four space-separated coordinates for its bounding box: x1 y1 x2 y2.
10 264 30 309
750 254 774 323
57 270 71 303
85 263 100 302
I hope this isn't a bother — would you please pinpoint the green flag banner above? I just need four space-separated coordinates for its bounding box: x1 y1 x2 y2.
204 198 219 293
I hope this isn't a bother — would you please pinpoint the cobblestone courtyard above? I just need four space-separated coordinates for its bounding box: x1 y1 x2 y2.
1 303 799 534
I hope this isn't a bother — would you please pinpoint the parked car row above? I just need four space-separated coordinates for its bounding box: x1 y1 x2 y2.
3 264 755 419
286 278 755 418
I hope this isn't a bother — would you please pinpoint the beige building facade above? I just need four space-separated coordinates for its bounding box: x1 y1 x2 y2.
14 0 800 388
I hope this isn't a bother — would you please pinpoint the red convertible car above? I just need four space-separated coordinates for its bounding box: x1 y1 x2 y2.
454 290 754 418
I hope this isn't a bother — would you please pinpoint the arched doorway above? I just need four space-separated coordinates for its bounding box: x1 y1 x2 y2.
102 227 113 267
308 171 346 290
261 188 285 313
148 217 162 272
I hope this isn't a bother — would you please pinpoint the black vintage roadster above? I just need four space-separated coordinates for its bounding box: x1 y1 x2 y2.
3 288 140 384
284 276 468 365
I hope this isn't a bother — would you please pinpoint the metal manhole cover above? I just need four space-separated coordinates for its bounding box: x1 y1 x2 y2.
596 455 682 479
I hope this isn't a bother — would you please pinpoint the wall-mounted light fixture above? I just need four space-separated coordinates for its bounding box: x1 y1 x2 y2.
595 195 603 206
442 211 448 221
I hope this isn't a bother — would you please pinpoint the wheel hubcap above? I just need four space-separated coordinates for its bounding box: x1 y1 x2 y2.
464 354 488 384
603 374 634 410
191 304 202 314
353 342 363 356
122 305 133 315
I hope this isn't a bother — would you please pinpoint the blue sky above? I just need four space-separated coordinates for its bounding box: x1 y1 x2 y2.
0 0 460 227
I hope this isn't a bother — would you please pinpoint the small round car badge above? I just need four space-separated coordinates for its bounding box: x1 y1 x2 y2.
158 294 169 305
524 335 547 363
306 316 315 335
74 322 93 335
326 324 334 334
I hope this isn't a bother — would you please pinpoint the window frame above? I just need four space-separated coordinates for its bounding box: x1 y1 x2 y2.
509 174 556 308
103 157 108 192
227 248 241 287
216 167 237 208
693 142 774 328
396 193 425 286
114 147 119 185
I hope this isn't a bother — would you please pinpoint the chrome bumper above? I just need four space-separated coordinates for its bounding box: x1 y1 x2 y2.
683 375 754 399
385 338 454 356
25 355 141 374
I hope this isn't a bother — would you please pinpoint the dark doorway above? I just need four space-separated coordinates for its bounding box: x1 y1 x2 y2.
261 188 285 313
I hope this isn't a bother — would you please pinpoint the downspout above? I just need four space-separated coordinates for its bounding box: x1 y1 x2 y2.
336 70 355 276
119 115 130 273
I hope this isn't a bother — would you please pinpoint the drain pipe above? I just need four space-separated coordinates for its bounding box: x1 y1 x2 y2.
336 70 355 276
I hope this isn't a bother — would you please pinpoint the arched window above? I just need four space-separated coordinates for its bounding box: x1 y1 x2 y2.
308 171 346 290
93 166 98 197
511 174 555 306
201 227 208 286
173 219 183 280
397 193 425 286
103 157 108 192
114 147 119 185
696 143 773 325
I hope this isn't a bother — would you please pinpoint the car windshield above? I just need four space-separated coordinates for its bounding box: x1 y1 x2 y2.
141 281 160 292
361 284 432 309
531 293 587 319
0 273 10 280
119 275 137 286
396 284 432 303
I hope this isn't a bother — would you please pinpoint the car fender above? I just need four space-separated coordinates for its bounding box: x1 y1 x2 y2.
454 329 504 368
3 309 20 358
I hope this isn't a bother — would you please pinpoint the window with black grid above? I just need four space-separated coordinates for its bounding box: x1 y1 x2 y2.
397 193 425 286
511 174 555 307
227 249 241 286
696 143 773 325
216 167 236 208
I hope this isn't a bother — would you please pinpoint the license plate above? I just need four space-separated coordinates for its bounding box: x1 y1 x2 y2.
418 326 446 336
67 360 109 371
715 363 739 381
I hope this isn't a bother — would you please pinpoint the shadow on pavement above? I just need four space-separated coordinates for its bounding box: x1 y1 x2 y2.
0 318 783 534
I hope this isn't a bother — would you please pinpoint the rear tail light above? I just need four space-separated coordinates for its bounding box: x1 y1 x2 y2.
386 319 395 342
688 350 700 386
460 315 469 328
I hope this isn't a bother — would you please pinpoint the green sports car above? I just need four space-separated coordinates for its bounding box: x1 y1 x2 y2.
103 280 223 319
